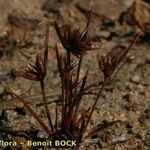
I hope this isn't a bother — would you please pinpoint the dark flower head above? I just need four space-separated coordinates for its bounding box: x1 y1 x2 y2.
97 52 121 80
54 8 100 57
55 45 76 76
14 21 50 81
97 32 141 80
15 52 47 81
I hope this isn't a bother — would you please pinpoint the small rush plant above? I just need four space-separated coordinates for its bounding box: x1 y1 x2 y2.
5 7 141 149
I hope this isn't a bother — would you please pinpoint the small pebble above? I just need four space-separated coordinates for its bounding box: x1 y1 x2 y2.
137 84 145 94
131 75 141 83
84 138 100 144
112 135 127 142
99 30 110 38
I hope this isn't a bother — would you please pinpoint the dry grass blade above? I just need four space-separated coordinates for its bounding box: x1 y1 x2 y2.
55 104 58 131
118 32 141 63
84 120 121 139
39 20 54 133
72 68 89 123
40 81 54 133
64 68 89 127
74 55 83 98
55 45 65 125
9 90 51 134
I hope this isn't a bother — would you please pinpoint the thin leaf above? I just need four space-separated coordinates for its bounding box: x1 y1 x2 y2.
9 90 51 134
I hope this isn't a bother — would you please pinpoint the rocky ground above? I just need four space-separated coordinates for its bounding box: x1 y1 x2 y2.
0 0 150 149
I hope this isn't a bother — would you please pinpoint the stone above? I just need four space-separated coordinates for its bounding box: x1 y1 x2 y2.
77 0 130 21
131 75 141 83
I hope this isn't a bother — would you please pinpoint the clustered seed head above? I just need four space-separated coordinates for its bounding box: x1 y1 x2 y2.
54 8 100 57
97 32 141 80
97 51 122 80
15 52 47 81
55 45 76 76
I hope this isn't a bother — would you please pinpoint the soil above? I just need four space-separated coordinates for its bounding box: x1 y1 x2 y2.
0 0 149 150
